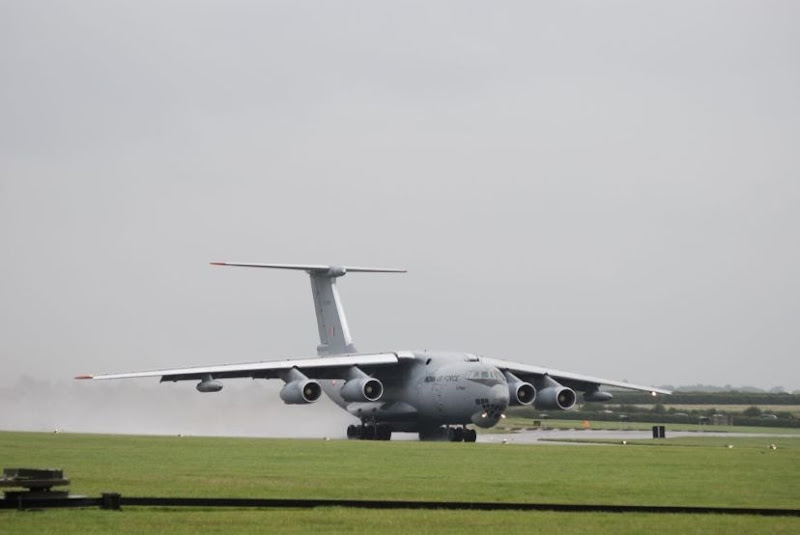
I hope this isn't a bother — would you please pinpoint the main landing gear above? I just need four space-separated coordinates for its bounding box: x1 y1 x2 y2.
419 426 477 442
347 423 392 441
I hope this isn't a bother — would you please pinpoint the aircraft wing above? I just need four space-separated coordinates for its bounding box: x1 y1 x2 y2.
482 357 671 395
76 352 415 383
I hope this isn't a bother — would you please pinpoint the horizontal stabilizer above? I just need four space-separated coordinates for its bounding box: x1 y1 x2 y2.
210 262 405 355
210 262 406 276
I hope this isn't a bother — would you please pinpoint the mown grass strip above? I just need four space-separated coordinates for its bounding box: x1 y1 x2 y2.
1 431 799 509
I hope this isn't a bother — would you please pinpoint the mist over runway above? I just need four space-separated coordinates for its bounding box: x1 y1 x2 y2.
0 378 354 438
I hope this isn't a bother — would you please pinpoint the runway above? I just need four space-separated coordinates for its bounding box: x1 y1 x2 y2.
476 428 800 445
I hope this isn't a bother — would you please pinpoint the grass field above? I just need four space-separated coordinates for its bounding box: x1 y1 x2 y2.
2 431 799 534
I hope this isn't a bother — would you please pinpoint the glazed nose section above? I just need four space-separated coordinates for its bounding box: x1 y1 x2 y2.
471 384 510 428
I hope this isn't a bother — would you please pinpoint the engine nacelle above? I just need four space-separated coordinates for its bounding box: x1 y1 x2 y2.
583 390 613 402
279 379 323 404
196 379 223 393
534 385 577 410
340 377 383 402
502 371 535 406
508 381 536 406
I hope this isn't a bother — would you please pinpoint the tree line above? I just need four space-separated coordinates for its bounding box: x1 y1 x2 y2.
609 391 800 405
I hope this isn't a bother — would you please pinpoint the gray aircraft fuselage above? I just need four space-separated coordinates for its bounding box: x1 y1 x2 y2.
322 351 510 434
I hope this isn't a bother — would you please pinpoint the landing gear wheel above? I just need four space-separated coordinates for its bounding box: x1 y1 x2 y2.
464 428 477 442
447 427 465 442
346 425 357 439
363 424 376 440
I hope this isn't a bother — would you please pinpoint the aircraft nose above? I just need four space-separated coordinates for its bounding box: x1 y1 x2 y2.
490 383 510 409
471 384 510 428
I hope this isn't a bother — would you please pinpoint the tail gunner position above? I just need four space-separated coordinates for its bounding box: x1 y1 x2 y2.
78 263 669 441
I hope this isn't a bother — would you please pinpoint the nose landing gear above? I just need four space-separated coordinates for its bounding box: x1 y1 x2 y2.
459 427 478 443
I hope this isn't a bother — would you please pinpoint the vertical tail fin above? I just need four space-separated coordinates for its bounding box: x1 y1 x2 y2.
210 262 406 356
309 269 355 355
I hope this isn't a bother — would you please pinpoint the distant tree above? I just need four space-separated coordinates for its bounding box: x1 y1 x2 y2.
743 406 762 417
769 386 787 394
652 403 666 414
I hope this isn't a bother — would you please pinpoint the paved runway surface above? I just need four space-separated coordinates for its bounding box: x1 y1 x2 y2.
475 428 800 445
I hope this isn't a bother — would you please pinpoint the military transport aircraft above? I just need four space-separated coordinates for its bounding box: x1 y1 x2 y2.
77 263 670 442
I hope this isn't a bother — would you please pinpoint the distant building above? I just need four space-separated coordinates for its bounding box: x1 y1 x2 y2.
711 414 732 426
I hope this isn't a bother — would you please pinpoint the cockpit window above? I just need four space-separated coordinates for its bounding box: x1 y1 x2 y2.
466 370 504 384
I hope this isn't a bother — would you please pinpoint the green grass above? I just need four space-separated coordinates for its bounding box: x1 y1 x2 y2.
1 431 799 534
4 509 800 535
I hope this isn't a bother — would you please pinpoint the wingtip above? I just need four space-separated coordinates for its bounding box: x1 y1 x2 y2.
74 375 93 380
209 262 226 266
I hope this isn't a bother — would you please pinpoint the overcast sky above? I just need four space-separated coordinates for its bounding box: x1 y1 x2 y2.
2 0 799 425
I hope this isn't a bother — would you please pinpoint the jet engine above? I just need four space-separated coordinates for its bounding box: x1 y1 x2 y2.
279 379 323 404
340 377 384 402
503 371 536 406
534 385 577 410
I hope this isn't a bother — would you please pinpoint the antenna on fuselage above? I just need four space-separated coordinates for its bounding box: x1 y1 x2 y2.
210 262 406 356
